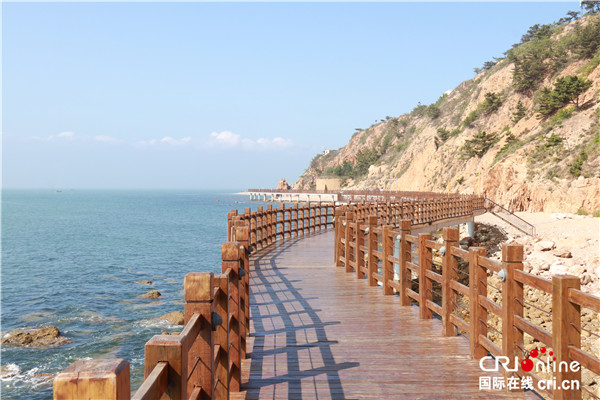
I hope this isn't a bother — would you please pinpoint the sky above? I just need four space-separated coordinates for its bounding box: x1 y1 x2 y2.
2 2 580 190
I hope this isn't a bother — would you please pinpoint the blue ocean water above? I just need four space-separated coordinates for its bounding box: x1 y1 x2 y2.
1 190 257 399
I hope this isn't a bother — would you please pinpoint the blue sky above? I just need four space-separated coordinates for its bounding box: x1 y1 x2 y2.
2 2 579 190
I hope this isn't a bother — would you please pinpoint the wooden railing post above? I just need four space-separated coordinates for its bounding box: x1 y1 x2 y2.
398 220 412 305
442 227 459 336
213 273 229 400
266 204 273 245
143 271 211 399
501 244 524 388
235 225 250 359
53 359 130 400
367 216 378 286
227 210 238 242
221 243 242 392
356 219 365 279
292 204 299 237
344 212 354 273
418 233 432 319
382 225 393 295
552 275 582 400
334 208 344 266
279 203 286 240
469 247 487 359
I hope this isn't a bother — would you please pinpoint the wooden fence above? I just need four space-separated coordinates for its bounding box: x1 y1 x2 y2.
52 194 598 400
53 203 334 400
334 207 600 400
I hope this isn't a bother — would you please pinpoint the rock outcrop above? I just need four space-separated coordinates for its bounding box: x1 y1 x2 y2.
159 311 184 325
2 326 72 347
276 178 291 191
139 290 161 299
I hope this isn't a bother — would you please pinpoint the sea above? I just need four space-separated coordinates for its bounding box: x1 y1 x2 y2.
1 189 258 399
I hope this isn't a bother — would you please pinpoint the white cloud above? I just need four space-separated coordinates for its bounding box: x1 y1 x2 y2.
135 136 192 147
160 136 192 145
57 131 74 138
94 135 122 144
211 131 293 151
211 131 240 147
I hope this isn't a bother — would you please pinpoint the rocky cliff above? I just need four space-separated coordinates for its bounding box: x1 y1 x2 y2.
297 12 600 214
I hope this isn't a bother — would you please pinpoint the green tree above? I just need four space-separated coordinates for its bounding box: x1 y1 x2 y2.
425 104 441 119
535 88 564 117
572 17 600 59
512 100 527 123
553 75 592 109
461 131 500 158
481 92 503 114
581 0 600 14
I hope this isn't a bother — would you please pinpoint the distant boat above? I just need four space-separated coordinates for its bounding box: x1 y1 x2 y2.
56 190 62 192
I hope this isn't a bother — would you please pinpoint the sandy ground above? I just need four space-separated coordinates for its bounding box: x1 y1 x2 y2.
475 212 600 294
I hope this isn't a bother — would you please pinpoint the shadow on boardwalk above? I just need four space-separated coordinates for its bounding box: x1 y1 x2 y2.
237 230 541 400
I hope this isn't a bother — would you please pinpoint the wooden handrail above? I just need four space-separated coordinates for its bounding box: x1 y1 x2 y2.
334 210 600 400
54 198 597 400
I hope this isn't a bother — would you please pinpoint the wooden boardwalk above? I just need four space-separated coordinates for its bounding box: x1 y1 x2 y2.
236 230 540 400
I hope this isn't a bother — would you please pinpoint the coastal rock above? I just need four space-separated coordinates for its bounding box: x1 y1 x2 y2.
1 326 72 347
276 178 291 191
459 237 475 248
553 250 572 259
159 311 184 325
134 280 153 285
536 241 555 251
140 290 161 299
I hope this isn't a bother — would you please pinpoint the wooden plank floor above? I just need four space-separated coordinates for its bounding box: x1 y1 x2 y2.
232 230 541 400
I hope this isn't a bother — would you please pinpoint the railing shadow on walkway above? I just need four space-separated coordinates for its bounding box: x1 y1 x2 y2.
247 232 360 400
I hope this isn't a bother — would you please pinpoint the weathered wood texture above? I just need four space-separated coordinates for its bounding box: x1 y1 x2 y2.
234 231 538 400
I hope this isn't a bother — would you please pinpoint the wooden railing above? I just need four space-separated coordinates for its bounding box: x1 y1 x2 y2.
55 194 543 400
334 209 600 400
53 203 334 400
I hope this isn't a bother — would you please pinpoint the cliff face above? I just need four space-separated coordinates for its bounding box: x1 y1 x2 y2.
297 14 600 214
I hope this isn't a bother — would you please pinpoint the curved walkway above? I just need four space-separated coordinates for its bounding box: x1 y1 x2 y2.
234 230 541 400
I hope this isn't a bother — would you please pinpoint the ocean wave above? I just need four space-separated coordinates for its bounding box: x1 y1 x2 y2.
134 318 180 329
0 363 54 390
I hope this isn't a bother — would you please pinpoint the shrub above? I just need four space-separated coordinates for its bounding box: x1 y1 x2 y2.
462 110 479 128
546 133 564 147
481 92 503 115
569 151 588 176
576 208 589 216
425 104 441 119
495 133 521 162
512 100 527 123
457 176 465 185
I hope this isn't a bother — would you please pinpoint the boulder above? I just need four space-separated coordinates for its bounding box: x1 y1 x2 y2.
1 326 72 347
536 241 556 251
459 237 476 248
140 290 161 299
553 250 572 259
159 311 184 325
134 280 153 285
276 178 291 191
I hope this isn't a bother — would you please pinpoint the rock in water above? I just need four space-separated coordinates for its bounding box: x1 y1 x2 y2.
134 280 153 285
140 290 161 299
276 178 291 190
159 311 184 325
1 326 72 347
